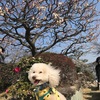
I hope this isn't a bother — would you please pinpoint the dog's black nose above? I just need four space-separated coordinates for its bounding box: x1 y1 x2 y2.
32 76 36 80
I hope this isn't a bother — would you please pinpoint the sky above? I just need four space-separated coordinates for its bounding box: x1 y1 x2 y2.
80 52 99 63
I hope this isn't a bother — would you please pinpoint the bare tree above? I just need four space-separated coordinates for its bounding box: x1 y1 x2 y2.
0 0 100 57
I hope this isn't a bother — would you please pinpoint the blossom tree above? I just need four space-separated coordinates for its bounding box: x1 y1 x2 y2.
0 0 100 57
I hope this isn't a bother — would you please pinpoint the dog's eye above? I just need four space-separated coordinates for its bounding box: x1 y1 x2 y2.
39 71 42 74
33 71 35 73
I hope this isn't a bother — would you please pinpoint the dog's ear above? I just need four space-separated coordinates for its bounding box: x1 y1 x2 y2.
48 65 60 87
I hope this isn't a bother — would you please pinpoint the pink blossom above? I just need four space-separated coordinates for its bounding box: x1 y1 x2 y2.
5 89 9 93
13 67 21 73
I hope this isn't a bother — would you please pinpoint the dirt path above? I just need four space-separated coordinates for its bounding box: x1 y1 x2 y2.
83 86 100 100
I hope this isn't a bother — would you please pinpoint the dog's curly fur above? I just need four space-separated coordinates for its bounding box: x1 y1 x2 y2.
28 63 66 100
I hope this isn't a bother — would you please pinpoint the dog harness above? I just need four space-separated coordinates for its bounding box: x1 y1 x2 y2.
34 83 60 100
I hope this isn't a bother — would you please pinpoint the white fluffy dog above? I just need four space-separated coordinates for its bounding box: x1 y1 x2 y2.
28 63 66 100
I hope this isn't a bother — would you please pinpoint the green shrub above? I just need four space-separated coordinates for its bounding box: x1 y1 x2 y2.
8 81 35 100
5 57 46 100
0 63 17 92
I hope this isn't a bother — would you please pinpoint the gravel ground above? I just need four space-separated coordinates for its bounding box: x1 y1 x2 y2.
83 86 100 100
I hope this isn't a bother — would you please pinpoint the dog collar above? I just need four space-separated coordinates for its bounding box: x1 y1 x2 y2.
38 87 52 100
34 82 49 92
39 82 49 90
34 87 60 100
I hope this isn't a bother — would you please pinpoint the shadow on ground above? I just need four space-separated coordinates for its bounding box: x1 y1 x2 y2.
84 86 100 100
